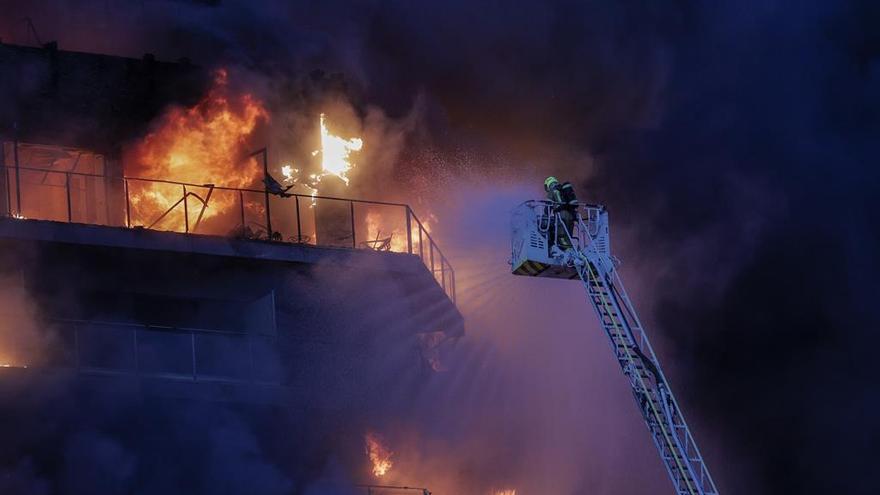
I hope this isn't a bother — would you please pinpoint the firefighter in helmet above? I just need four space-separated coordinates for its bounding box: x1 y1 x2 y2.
544 176 578 251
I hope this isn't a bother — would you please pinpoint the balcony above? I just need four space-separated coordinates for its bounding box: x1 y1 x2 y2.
0 152 455 304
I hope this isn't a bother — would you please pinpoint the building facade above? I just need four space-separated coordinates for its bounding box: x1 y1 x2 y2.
0 42 460 493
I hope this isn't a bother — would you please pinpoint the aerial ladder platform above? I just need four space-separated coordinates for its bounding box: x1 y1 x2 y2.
511 200 719 495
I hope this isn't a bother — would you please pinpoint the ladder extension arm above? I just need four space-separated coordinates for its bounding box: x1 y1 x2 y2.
562 213 719 495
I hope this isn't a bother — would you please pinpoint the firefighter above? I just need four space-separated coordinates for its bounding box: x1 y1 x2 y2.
544 176 578 251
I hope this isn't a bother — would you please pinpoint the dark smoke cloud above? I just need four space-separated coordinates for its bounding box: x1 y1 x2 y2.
0 0 878 493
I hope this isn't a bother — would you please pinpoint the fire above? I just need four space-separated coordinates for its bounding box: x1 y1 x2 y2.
494 490 516 495
364 432 393 478
315 113 362 185
279 163 318 202
281 164 295 182
279 114 363 205
125 69 268 231
364 210 408 253
361 209 436 254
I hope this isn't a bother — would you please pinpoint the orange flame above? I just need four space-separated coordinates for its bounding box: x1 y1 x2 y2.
125 69 268 232
281 114 362 203
364 432 393 478
315 113 362 185
364 210 408 253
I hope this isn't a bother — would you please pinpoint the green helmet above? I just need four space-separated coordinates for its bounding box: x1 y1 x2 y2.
544 176 559 190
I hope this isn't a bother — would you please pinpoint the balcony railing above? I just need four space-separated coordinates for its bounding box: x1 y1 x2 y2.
0 164 455 303
40 318 284 384
356 485 432 495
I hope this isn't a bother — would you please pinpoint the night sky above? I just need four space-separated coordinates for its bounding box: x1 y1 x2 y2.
1 1 879 494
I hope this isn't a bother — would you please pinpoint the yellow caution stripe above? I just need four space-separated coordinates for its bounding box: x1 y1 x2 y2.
512 260 549 276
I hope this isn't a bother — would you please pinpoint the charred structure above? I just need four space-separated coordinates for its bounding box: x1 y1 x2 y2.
0 41 461 493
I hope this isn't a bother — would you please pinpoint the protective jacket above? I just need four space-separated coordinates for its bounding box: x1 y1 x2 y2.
546 181 578 209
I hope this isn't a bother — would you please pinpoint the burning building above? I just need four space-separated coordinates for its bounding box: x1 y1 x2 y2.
0 40 461 493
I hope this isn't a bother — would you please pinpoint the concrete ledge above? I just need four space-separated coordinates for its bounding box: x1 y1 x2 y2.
0 218 428 275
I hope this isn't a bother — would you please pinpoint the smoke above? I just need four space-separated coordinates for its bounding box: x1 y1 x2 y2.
0 276 49 367
372 179 667 494
0 385 301 494
63 431 137 494
0 0 878 493
0 458 50 495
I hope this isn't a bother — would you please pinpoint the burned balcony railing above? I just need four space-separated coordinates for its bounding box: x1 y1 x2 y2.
0 164 455 303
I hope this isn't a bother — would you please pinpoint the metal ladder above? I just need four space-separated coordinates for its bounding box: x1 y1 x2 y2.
561 212 719 495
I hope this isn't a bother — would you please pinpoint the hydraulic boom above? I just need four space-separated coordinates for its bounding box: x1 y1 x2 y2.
510 200 719 495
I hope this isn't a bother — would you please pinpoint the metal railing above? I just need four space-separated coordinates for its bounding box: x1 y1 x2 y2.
31 318 283 384
1 315 440 385
356 485 431 495
0 164 455 303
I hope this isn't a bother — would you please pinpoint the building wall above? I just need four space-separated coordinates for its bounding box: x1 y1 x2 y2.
0 43 460 493
0 221 461 493
0 42 208 155
0 224 460 387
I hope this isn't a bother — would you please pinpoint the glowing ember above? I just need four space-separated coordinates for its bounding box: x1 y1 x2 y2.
279 162 318 205
364 432 393 478
281 164 295 182
125 69 268 231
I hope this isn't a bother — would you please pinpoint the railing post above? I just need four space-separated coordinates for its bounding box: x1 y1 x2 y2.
265 191 272 239
440 256 446 292
65 172 72 222
405 207 413 254
419 224 424 261
182 185 189 233
12 127 21 216
124 179 131 227
4 165 10 216
349 200 356 248
450 266 456 303
429 241 435 279
295 195 302 243
258 148 272 239
239 190 245 231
